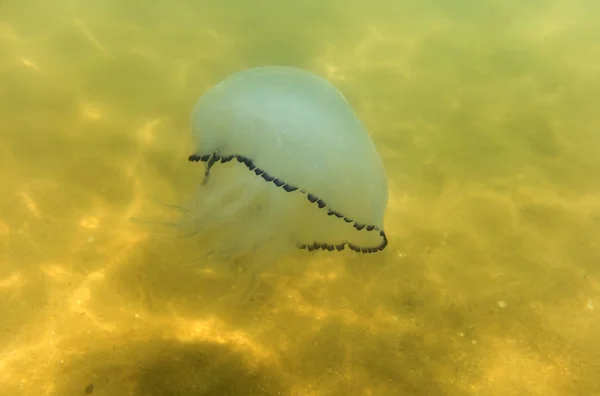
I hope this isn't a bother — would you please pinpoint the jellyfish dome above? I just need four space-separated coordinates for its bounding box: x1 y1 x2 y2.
184 66 388 260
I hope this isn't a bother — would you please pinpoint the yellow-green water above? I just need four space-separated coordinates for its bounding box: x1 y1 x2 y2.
1 1 600 395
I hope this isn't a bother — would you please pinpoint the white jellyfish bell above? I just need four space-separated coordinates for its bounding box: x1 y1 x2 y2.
156 66 389 300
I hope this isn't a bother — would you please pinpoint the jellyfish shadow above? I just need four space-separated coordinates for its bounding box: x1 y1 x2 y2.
51 337 285 396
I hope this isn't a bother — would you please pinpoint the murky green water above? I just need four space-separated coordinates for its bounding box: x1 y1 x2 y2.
1 1 599 395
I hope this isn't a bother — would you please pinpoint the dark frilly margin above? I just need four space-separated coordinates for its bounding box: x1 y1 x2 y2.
189 153 388 253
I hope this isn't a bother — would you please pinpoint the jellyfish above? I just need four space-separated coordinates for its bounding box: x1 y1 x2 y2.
161 66 388 301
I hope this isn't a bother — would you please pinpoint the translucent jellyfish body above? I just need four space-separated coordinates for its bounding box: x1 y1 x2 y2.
184 66 389 262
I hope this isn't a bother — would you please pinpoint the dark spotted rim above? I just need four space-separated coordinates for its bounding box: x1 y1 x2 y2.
189 153 388 253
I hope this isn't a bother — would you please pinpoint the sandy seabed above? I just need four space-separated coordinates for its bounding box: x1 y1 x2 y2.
1 1 599 395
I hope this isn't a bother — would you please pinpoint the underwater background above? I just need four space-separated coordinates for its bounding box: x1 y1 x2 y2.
1 0 600 395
